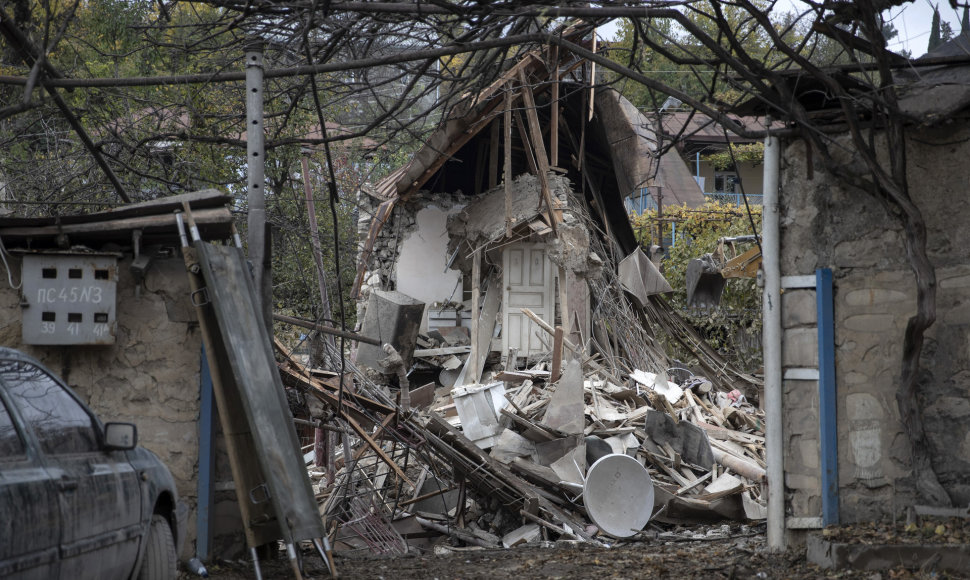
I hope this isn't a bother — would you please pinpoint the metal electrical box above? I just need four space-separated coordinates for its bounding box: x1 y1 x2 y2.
21 252 119 345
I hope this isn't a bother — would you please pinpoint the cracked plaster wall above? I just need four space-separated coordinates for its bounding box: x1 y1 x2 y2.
356 191 466 328
778 125 970 524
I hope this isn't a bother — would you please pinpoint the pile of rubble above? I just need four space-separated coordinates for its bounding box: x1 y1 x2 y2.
279 329 766 556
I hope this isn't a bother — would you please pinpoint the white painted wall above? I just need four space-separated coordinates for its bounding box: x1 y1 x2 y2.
396 205 463 331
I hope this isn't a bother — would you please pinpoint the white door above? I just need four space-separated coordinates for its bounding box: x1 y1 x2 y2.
503 243 554 357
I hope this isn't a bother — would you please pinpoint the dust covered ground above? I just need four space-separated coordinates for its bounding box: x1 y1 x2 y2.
183 525 966 579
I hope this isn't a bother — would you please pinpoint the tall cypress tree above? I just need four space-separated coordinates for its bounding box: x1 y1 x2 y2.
929 5 943 51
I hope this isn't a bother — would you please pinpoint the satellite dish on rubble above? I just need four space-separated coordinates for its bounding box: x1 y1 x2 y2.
583 453 655 538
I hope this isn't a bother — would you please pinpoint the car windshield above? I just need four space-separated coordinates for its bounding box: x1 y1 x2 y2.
0 361 98 455
0 397 25 457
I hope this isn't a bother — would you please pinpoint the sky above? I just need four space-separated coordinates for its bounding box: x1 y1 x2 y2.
597 0 967 58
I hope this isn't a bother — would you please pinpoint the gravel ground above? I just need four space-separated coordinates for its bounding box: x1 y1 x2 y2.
181 525 968 579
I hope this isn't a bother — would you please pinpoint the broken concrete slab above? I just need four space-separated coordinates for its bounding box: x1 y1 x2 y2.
542 358 585 434
618 246 673 306
742 490 767 520
549 444 586 487
489 429 537 464
502 523 542 548
643 409 715 468
535 434 584 467
605 432 640 456
703 472 743 495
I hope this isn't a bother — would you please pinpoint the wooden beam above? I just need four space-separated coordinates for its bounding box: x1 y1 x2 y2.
504 83 514 238
413 346 471 357
272 313 380 345
588 34 597 121
516 68 559 235
520 307 623 385
549 44 559 168
0 207 231 238
513 108 538 176
467 248 481 386
489 118 500 190
551 326 564 384
345 413 416 488
395 54 542 200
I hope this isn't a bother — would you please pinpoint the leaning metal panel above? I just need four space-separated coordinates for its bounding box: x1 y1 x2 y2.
193 241 325 544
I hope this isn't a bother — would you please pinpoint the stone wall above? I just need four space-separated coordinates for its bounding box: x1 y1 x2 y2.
778 124 970 526
0 250 226 559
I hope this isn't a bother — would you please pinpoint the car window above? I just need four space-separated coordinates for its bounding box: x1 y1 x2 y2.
0 361 99 455
0 396 25 457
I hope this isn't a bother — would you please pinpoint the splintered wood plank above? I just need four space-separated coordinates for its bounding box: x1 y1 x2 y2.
467 248 481 386
456 273 502 386
549 44 559 168
513 108 538 176
517 67 558 235
504 82 514 238
550 326 564 384
489 118 500 190
345 413 415 488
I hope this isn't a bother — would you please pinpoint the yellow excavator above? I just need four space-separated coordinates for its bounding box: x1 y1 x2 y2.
685 235 761 308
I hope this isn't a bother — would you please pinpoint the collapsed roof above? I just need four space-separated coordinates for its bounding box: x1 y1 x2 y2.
353 46 708 297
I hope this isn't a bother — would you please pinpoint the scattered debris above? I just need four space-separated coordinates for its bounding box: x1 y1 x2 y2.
277 316 767 557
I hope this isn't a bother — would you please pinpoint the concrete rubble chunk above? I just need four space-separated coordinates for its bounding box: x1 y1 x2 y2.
618 246 673 306
643 409 715 468
542 358 585 434
502 524 542 548
489 429 537 464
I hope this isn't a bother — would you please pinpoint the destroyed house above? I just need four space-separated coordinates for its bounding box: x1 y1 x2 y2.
321 43 768 552
352 47 699 369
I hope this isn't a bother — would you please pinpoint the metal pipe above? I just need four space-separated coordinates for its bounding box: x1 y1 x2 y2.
174 211 189 248
250 547 264 580
272 313 381 345
246 42 272 335
762 121 784 551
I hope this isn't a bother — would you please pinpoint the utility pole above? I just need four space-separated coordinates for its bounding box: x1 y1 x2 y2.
245 41 272 334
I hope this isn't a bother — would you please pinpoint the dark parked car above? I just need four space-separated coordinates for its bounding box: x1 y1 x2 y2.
0 347 182 580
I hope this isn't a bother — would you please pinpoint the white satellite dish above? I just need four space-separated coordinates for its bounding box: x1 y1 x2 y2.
583 453 655 538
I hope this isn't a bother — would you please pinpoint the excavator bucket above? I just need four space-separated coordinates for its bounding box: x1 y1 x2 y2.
686 254 726 308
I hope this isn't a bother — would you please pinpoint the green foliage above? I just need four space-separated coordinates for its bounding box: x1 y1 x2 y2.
606 2 787 109
702 142 764 171
0 1 406 339
631 202 763 372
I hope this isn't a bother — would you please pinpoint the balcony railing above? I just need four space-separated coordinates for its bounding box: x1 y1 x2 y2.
625 190 763 215
703 192 763 206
